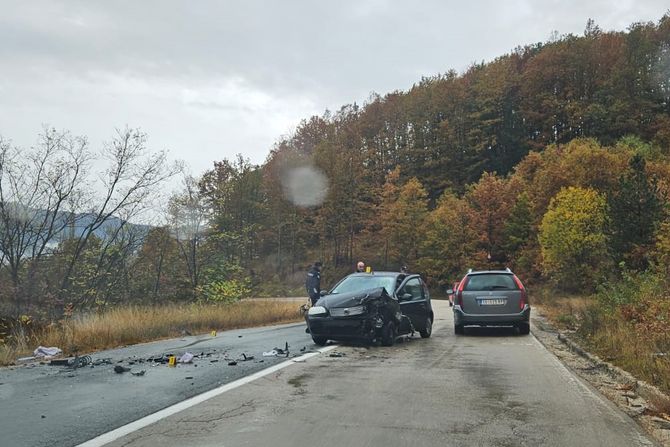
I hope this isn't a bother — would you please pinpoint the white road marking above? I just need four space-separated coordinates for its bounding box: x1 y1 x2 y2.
75 344 339 447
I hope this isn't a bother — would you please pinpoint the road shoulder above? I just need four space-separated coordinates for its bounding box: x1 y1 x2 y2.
531 312 670 446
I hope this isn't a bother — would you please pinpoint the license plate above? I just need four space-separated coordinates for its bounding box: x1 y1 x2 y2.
479 299 506 306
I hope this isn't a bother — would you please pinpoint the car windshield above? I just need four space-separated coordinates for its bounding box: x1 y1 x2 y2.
330 275 397 295
464 274 518 291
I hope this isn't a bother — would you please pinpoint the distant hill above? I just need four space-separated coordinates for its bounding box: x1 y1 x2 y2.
40 210 151 247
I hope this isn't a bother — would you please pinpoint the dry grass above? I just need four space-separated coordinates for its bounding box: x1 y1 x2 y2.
533 285 670 394
0 300 303 366
531 288 592 331
583 319 670 394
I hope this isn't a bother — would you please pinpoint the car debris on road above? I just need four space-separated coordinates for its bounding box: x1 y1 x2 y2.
92 358 113 366
178 352 194 363
263 342 290 357
17 356 38 363
33 346 62 358
48 355 93 368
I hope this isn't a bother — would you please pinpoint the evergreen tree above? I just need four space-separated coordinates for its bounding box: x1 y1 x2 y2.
608 154 664 269
502 193 534 272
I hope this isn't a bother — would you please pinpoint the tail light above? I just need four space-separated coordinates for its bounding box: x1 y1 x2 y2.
513 275 527 310
456 276 469 307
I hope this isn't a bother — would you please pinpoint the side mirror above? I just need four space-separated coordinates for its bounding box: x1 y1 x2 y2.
400 293 412 301
319 290 328 297
446 289 454 295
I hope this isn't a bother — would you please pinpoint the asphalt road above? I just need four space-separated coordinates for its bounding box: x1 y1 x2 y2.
0 320 317 447
107 301 656 447
0 301 658 447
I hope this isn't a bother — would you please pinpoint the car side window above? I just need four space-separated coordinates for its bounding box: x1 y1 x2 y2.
422 280 430 300
394 274 406 293
401 277 423 301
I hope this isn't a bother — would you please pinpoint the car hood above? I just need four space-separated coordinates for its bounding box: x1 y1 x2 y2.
316 287 395 308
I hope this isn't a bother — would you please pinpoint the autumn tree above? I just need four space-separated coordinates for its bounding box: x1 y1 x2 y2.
199 155 266 265
380 173 428 269
539 187 610 291
132 226 185 303
465 173 518 267
652 220 670 275
418 192 476 286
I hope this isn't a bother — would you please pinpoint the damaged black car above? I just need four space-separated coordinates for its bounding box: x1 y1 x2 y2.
306 272 433 346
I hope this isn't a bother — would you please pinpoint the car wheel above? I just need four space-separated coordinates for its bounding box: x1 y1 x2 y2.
381 321 396 346
419 317 432 338
518 322 530 335
312 336 328 346
454 323 464 335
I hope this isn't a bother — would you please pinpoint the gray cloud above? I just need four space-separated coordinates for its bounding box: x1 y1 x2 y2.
1 0 668 174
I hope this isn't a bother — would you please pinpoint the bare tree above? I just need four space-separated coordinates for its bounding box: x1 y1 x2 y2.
0 128 89 310
168 173 208 289
57 127 179 299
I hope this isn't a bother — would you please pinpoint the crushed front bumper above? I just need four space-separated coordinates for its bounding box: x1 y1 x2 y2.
307 315 379 341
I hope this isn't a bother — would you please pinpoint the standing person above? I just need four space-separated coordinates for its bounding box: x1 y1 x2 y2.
305 261 322 305
400 265 408 274
356 261 366 273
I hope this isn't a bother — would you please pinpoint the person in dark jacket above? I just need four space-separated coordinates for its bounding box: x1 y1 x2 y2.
305 261 322 305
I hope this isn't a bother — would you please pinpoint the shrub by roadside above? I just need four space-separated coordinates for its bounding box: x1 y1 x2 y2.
532 271 670 394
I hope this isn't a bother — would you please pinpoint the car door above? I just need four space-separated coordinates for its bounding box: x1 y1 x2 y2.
398 276 428 331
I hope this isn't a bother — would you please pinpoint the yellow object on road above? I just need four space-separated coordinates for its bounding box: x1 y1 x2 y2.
168 355 176 367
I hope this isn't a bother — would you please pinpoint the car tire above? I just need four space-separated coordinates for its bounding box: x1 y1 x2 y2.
518 322 530 335
312 336 328 346
454 323 464 335
419 317 432 338
381 321 396 346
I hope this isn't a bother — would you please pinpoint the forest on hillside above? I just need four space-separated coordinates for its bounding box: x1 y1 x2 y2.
1 15 670 322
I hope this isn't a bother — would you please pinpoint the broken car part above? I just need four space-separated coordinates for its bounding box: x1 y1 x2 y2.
33 346 62 358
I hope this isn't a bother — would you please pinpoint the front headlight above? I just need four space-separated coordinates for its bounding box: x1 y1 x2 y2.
308 306 327 316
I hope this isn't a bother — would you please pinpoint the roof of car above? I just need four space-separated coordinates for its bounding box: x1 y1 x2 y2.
349 271 412 277
467 269 514 275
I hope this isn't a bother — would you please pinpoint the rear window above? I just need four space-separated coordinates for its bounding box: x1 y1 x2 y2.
464 274 517 291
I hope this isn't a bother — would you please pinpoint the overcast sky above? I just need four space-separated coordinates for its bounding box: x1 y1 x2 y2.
1 0 668 176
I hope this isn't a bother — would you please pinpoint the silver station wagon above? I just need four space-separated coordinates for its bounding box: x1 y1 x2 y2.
449 269 530 335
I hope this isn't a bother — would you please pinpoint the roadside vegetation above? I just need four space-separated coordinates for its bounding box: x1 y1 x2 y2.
533 270 670 394
1 14 670 383
0 300 302 366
